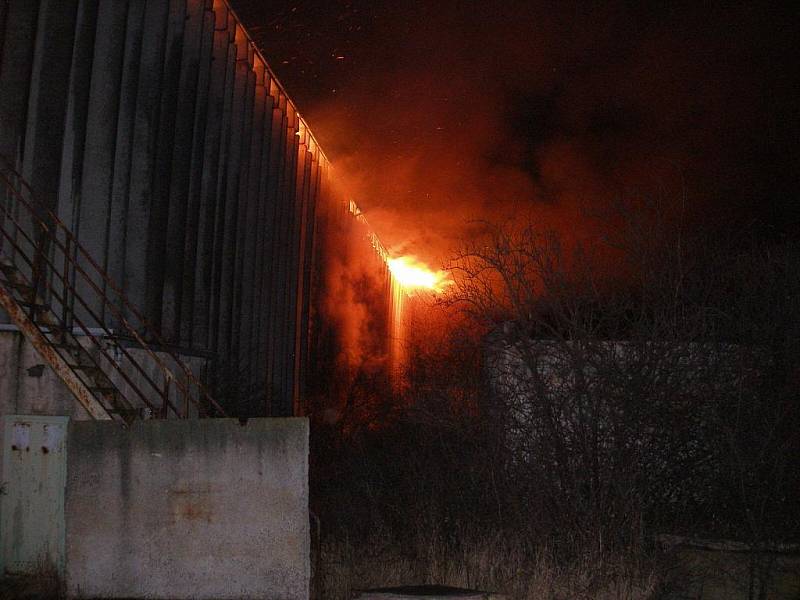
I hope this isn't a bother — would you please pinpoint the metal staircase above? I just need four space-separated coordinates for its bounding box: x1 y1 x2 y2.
0 155 226 425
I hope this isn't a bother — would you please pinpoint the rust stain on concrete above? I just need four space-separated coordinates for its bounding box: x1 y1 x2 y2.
168 485 216 523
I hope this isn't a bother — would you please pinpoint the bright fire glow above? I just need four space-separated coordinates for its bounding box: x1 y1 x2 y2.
388 256 451 293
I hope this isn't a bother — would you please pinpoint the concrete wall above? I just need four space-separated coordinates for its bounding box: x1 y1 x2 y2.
0 330 91 422
0 329 208 477
0 329 92 505
65 417 309 599
658 535 800 599
0 328 211 540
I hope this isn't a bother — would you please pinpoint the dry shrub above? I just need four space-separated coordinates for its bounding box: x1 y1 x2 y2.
310 211 800 599
313 522 677 599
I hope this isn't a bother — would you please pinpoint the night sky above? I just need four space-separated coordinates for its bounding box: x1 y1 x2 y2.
232 1 799 263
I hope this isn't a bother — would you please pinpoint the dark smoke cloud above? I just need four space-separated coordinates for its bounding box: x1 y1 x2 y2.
235 0 800 263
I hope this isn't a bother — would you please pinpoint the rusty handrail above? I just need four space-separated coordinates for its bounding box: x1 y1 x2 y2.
0 155 226 418
0 216 167 416
0 183 180 418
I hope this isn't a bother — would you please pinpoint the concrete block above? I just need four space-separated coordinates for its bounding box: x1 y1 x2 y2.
65 417 309 599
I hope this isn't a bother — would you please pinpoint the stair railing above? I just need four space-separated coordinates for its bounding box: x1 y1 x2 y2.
0 155 226 421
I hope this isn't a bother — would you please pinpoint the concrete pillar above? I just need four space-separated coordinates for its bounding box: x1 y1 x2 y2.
161 0 208 343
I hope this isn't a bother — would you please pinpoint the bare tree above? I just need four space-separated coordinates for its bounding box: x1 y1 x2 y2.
441 204 800 560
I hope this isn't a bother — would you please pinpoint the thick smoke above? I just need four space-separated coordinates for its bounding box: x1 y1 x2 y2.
320 220 390 373
237 0 799 263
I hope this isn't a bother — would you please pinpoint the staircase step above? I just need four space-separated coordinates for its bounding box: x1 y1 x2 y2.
108 407 142 417
50 340 79 349
18 299 50 311
108 407 143 426
72 363 103 375
43 325 73 337
79 368 115 390
88 385 117 396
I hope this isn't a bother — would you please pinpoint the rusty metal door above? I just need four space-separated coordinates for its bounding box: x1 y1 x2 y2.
0 415 68 576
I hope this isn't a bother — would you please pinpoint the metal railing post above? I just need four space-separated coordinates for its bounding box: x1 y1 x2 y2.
61 236 71 332
162 374 172 419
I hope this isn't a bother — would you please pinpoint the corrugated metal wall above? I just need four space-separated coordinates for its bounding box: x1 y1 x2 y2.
0 0 345 416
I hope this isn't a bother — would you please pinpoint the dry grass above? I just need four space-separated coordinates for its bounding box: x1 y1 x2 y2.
313 524 675 600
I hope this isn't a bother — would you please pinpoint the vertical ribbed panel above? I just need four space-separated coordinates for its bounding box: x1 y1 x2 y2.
250 76 276 407
229 50 257 399
75 0 127 324
161 0 207 341
21 0 77 210
264 92 289 413
0 1 40 312
276 103 299 416
57 0 98 230
215 23 249 377
145 0 186 328
194 2 232 350
207 10 237 356
125 0 169 317
297 150 321 410
236 58 268 396
0 0 39 170
14 0 76 321
259 81 285 412
107 1 146 302
180 0 216 347
291 140 312 413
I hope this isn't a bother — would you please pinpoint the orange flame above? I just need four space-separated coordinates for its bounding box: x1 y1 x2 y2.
388 256 451 293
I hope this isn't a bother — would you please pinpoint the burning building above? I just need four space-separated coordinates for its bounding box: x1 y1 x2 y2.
0 0 435 425
0 0 434 592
